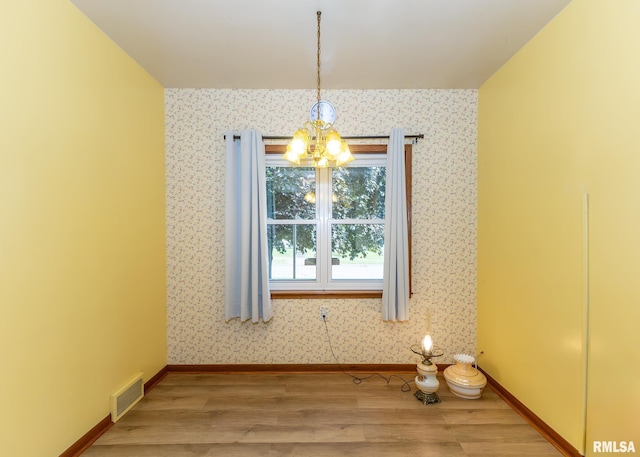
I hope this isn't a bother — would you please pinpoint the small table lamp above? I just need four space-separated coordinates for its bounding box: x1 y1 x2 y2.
411 334 443 405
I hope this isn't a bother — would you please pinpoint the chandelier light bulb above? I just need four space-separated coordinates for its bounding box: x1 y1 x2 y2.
422 334 433 355
290 130 309 156
316 156 330 168
325 130 342 158
283 145 301 165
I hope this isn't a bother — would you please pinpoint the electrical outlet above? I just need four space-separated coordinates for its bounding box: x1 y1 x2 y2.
319 307 329 321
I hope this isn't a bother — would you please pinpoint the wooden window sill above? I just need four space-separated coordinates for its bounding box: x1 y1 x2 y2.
270 290 382 300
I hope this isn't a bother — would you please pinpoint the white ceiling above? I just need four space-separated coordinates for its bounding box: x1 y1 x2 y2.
70 0 571 89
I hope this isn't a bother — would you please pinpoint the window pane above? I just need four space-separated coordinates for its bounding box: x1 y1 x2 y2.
267 224 317 280
266 167 316 220
331 224 384 280
332 167 385 219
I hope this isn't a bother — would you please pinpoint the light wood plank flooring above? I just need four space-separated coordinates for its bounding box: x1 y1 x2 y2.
82 372 561 456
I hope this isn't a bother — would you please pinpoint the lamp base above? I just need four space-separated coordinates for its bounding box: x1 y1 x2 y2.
414 390 441 405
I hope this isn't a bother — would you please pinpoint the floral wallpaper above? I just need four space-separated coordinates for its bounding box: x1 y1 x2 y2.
165 89 477 364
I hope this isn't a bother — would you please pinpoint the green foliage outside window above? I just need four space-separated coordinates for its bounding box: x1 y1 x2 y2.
266 166 385 263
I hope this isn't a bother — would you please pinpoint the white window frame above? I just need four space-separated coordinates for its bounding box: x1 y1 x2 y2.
266 153 386 292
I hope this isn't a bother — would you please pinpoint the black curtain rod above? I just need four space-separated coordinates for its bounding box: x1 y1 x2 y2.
224 134 424 141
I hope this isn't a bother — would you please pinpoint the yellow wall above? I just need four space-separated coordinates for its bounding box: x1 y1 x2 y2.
0 1 166 455
478 0 640 454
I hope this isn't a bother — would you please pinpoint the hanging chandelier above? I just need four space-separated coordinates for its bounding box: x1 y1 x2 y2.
283 11 354 168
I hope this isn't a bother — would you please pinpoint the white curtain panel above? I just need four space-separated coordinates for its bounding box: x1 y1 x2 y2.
382 128 410 321
224 130 272 323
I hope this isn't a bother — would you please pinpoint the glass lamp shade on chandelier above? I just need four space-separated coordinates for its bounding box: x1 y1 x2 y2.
283 11 354 168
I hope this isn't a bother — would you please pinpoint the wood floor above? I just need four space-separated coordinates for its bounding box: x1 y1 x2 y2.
82 372 561 456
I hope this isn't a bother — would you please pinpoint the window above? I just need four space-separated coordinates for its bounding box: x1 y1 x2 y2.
265 144 411 298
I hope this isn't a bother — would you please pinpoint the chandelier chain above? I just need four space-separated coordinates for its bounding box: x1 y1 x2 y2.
317 11 321 105
283 10 354 168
